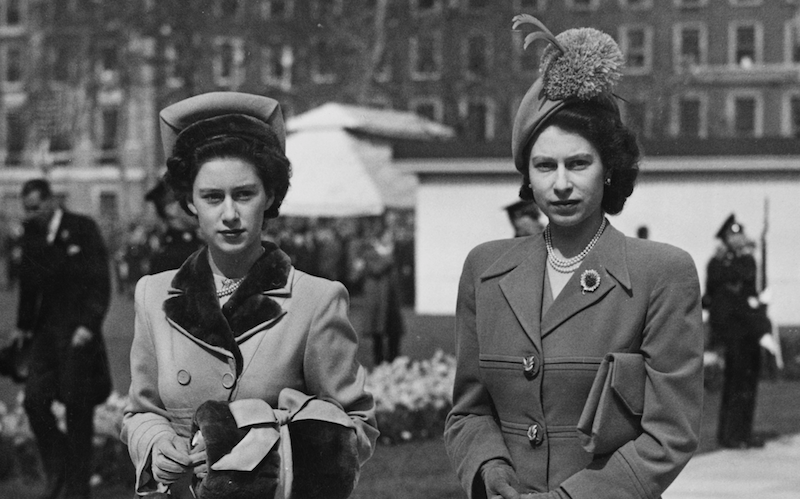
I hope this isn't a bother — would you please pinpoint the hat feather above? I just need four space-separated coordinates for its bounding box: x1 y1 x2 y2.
514 16 624 102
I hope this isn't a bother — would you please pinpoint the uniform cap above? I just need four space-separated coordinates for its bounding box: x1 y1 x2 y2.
715 214 743 240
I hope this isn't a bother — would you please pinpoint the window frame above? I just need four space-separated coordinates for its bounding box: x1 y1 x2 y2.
410 31 443 81
310 38 337 84
261 44 293 91
261 0 294 20
728 20 763 67
565 0 600 11
1 0 26 30
618 24 654 75
784 17 800 65
670 91 708 138
463 31 493 80
726 90 763 137
618 0 653 10
781 90 800 137
513 0 547 12
673 21 708 70
458 96 496 142
212 36 245 87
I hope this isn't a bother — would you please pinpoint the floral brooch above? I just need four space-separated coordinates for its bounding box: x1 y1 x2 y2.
580 269 601 294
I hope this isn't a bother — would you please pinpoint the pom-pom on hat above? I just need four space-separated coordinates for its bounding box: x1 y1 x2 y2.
511 15 625 173
159 92 286 160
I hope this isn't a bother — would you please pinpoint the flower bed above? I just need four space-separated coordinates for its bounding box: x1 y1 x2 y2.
0 351 458 483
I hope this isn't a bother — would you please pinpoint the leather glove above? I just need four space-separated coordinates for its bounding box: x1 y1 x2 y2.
151 434 193 485
481 459 521 499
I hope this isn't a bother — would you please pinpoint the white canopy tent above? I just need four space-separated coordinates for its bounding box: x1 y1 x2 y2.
281 103 453 217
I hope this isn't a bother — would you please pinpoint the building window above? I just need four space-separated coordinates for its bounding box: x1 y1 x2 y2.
3 44 23 83
673 0 708 7
782 93 800 137
409 97 444 122
618 0 652 9
566 0 599 11
98 191 119 222
671 93 707 138
514 0 547 11
786 18 800 64
99 108 119 152
262 45 293 90
410 32 442 81
374 49 393 83
674 23 707 69
465 0 490 9
217 0 240 18
464 33 490 79
53 45 72 82
311 0 343 18
410 0 440 16
311 39 336 84
727 92 762 137
164 43 183 88
729 21 761 67
5 110 25 165
622 99 647 137
459 97 495 142
619 25 653 74
261 0 294 20
213 37 244 87
2 0 24 27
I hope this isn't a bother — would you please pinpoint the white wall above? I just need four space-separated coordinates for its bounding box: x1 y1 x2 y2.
404 156 800 327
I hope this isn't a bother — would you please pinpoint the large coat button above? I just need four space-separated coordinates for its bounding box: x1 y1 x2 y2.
222 372 235 389
177 370 191 386
522 355 538 378
527 424 543 447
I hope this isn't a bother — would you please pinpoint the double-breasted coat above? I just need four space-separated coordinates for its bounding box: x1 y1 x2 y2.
121 243 378 498
444 224 704 499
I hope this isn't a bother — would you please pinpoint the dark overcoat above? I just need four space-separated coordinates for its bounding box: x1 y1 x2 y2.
17 210 111 405
445 224 704 499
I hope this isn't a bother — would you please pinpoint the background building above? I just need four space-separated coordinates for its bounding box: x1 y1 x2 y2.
1 1 799 309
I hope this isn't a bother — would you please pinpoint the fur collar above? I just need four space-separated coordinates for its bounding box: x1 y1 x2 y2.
164 242 292 375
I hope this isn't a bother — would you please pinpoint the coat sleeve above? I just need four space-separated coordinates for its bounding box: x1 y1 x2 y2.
561 249 704 499
303 280 379 465
120 275 175 496
444 250 514 499
75 216 111 333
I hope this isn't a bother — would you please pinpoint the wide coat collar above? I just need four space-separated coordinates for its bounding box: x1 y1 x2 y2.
480 222 631 351
163 241 292 374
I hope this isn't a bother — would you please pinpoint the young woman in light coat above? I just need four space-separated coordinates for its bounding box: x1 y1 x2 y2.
121 92 378 498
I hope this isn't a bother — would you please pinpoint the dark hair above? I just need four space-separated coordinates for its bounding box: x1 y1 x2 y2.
21 178 53 199
518 101 640 215
165 128 291 219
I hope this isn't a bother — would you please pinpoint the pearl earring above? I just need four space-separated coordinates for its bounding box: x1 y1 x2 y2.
604 177 611 186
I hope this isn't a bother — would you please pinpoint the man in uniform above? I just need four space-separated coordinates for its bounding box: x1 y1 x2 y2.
504 200 543 238
704 214 771 449
12 178 112 499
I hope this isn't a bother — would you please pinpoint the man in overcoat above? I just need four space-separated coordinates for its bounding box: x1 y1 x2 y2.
13 178 112 499
704 214 770 449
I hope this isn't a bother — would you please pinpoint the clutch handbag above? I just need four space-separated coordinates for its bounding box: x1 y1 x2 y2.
576 352 645 455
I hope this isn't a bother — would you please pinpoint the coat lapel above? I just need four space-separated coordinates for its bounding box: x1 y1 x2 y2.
541 223 631 338
482 236 546 352
163 241 292 376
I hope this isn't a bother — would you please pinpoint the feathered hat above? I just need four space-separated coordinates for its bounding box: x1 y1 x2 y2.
511 15 625 173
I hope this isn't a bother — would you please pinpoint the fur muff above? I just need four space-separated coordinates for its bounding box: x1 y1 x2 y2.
191 400 282 499
191 400 360 499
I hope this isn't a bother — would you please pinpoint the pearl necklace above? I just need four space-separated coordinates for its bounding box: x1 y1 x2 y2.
217 277 246 298
545 218 607 274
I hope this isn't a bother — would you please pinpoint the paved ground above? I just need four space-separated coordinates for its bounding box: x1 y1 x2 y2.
664 433 800 499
